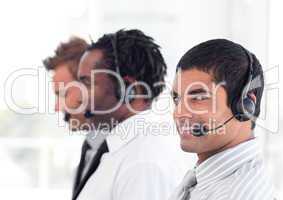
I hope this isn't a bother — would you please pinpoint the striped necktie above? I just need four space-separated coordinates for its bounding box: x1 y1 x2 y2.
169 169 197 200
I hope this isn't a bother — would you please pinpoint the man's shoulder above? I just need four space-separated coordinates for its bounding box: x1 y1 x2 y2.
109 110 192 181
207 161 273 200
121 110 186 160
123 129 189 166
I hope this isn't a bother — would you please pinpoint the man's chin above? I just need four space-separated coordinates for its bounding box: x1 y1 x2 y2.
180 144 195 153
68 123 92 132
67 118 91 131
180 140 199 153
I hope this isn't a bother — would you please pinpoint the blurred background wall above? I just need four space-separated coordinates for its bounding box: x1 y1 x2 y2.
0 0 282 199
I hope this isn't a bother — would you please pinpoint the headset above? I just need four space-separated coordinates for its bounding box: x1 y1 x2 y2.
109 33 137 102
84 33 137 118
191 47 256 137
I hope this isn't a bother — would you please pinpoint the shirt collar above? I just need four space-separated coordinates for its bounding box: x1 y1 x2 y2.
86 130 108 151
106 109 153 153
195 138 261 191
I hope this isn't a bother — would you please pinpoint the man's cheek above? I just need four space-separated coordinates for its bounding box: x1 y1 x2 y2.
65 97 75 109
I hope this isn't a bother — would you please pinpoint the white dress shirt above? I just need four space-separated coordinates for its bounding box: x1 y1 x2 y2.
81 132 107 180
77 109 191 200
169 138 274 200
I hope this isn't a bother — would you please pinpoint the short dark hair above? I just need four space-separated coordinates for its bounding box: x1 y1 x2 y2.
87 29 167 101
177 39 264 128
43 37 88 78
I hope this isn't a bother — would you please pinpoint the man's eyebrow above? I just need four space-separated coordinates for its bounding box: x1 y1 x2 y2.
55 88 67 96
171 90 179 97
92 61 107 69
187 88 211 95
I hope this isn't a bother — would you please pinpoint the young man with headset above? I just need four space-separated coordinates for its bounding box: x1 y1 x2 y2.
42 37 98 196
75 29 188 200
43 38 108 198
170 39 274 200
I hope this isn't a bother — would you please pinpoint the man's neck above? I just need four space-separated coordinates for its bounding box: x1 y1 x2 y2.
118 100 151 122
197 124 254 164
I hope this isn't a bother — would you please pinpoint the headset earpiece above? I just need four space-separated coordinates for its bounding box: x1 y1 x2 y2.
231 48 256 122
115 77 136 103
232 96 256 122
125 84 136 103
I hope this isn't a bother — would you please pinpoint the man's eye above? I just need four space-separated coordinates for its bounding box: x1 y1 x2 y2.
83 79 91 86
79 76 92 86
172 95 181 105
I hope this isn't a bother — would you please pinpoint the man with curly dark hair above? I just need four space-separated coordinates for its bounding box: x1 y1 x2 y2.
74 29 187 200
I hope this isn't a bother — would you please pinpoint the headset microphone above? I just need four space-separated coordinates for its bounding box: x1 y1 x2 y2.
84 110 95 118
191 115 235 137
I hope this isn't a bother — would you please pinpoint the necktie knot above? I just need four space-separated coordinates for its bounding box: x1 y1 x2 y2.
184 170 197 188
180 170 197 200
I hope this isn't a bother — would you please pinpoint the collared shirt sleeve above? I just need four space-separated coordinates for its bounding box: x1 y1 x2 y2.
113 161 176 200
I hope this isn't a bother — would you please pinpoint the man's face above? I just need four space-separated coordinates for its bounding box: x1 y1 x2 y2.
172 68 239 153
53 64 88 131
78 49 120 128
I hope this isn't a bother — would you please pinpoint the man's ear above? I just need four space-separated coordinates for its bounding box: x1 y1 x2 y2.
129 83 151 103
134 84 143 95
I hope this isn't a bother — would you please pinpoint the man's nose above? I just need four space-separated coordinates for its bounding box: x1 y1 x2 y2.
55 97 65 112
173 100 193 120
55 101 59 112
